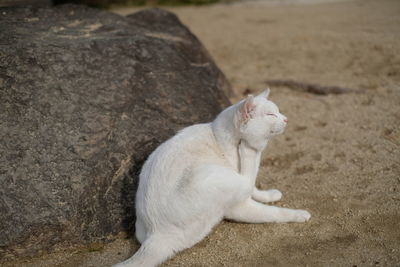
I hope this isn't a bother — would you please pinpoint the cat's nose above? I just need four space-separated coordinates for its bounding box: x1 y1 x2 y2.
284 118 288 123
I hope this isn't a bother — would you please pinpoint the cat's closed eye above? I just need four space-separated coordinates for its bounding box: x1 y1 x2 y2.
266 113 277 117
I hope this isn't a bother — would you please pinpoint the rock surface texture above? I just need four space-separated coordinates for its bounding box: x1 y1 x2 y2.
0 5 231 258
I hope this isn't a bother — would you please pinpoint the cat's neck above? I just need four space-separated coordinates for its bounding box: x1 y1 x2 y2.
211 104 241 169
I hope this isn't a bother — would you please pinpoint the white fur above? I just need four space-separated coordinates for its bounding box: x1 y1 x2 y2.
114 89 311 267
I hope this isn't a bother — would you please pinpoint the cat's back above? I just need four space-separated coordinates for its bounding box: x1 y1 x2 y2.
139 123 225 189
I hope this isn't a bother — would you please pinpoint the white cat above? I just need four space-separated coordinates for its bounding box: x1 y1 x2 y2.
114 89 311 267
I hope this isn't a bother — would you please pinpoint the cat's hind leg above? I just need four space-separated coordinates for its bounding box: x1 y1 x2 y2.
225 198 311 223
115 165 245 267
113 234 176 267
115 219 220 267
252 188 282 203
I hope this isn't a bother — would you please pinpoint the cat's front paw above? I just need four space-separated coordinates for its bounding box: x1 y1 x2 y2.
253 189 283 203
266 189 282 202
292 209 311 222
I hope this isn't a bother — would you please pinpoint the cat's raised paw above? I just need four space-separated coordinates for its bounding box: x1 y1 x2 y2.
253 188 283 203
267 189 282 202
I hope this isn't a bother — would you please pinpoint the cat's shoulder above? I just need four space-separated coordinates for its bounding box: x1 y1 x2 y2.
168 122 212 142
150 123 214 160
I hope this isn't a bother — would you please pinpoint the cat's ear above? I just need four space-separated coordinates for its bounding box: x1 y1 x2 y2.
239 95 256 122
258 88 270 99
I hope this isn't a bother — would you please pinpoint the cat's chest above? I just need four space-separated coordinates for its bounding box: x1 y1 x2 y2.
220 149 240 172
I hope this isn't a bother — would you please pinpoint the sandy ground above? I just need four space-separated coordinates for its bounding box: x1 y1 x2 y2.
4 0 400 266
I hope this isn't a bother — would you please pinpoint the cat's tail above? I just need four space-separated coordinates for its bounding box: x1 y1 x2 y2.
113 234 175 267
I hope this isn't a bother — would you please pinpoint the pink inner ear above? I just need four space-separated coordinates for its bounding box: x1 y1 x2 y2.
240 96 256 121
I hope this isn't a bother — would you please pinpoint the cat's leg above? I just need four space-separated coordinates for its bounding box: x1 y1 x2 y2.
116 165 249 267
225 197 311 223
196 158 310 223
115 218 221 267
113 233 177 267
238 142 282 203
115 214 221 267
252 187 282 203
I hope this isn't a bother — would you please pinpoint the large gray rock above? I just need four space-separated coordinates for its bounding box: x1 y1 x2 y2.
0 0 51 7
0 6 231 258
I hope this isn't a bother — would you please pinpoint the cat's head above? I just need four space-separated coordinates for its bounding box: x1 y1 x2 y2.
235 89 287 149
